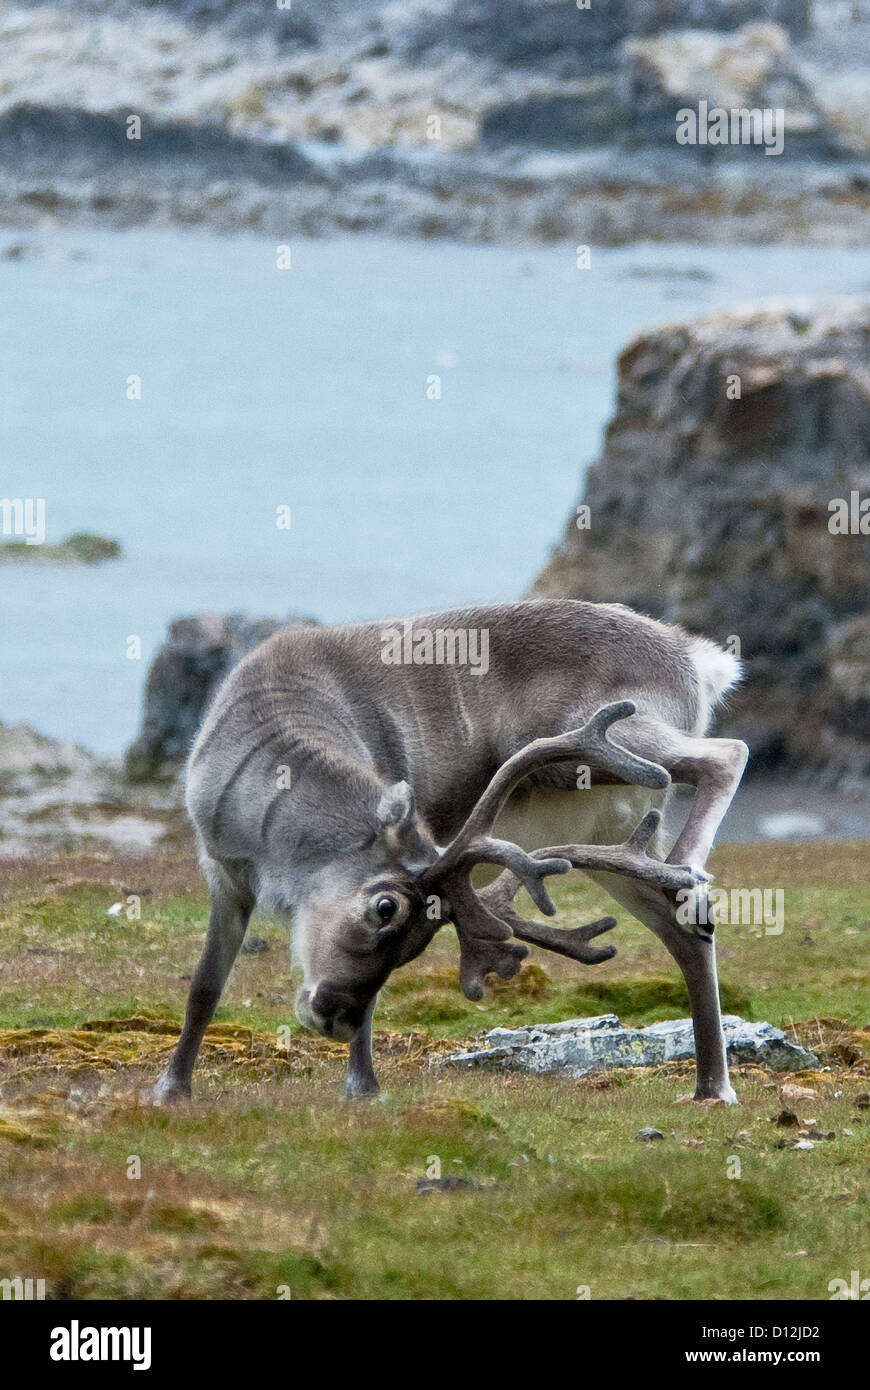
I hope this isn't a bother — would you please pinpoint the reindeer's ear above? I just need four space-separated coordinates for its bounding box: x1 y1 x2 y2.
376 781 416 832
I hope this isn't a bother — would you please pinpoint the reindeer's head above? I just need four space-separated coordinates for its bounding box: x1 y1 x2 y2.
294 703 692 1043
293 780 442 1040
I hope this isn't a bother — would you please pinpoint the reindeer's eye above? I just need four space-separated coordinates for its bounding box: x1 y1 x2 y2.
375 894 398 924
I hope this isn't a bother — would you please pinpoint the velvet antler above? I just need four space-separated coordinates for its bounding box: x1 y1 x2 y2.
418 702 702 999
477 808 709 976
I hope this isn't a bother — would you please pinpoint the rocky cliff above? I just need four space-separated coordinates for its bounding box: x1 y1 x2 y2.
123 612 317 781
530 302 870 780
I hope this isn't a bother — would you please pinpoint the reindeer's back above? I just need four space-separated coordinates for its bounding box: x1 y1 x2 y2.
184 601 705 854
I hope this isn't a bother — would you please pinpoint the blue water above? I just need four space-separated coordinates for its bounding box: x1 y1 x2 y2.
1 228 867 755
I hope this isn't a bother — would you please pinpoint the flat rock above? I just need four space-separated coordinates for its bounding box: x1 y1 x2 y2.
439 1013 819 1077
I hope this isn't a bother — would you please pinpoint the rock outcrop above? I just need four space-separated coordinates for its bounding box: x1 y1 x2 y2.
530 302 870 779
440 1013 820 1076
622 22 835 155
408 1 810 73
124 612 318 782
0 721 183 854
482 20 842 156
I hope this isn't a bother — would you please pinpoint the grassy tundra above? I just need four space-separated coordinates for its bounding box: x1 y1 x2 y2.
0 840 867 1301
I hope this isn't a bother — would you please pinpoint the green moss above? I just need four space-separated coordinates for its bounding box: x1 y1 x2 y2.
0 531 121 565
0 841 868 1298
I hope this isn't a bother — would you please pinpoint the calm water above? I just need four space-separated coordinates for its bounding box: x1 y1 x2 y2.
1 228 867 755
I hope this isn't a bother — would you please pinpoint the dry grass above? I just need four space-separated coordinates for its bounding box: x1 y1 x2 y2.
0 839 868 1299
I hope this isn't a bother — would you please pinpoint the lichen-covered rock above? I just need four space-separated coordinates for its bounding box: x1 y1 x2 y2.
439 1014 819 1076
123 612 318 781
530 301 870 779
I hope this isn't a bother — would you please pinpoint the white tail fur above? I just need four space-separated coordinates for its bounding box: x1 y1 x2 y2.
688 637 743 715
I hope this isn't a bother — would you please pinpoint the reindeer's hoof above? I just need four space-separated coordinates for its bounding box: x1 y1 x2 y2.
701 1090 738 1106
343 1077 381 1101
151 1074 192 1106
678 1086 738 1106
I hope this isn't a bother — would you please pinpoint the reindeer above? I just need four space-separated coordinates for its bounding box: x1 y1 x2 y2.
153 600 747 1107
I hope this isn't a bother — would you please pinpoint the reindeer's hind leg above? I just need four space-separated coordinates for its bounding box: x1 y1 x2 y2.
153 859 253 1104
609 715 748 872
583 717 748 1104
587 869 736 1103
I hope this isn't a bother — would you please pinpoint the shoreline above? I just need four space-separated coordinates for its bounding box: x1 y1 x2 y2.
1 113 868 247
1 727 867 856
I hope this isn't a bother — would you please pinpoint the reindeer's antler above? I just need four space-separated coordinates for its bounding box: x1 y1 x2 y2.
478 808 706 966
419 702 698 999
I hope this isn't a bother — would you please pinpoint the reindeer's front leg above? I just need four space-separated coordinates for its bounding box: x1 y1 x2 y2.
343 994 380 1099
153 862 253 1104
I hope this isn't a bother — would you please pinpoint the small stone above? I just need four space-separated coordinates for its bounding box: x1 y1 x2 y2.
774 1108 800 1127
726 1129 753 1148
682 1137 705 1149
781 1083 817 1101
416 1176 483 1195
792 1139 815 1151
636 1127 664 1142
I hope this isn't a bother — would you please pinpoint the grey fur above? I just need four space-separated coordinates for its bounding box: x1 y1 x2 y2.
153 599 747 1106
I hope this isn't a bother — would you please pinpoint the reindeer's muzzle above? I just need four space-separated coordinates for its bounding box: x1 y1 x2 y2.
296 985 366 1042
